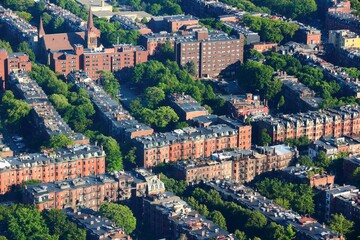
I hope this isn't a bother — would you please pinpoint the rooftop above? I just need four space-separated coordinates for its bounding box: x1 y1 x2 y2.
207 180 342 240
26 171 136 197
64 208 129 238
316 184 359 196
169 93 208 113
0 144 105 171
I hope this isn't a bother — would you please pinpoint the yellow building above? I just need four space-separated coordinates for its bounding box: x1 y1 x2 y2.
329 30 360 49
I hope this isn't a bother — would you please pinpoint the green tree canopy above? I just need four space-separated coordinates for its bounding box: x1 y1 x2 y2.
99 203 136 234
0 40 12 53
259 129 271 146
96 134 123 172
0 90 31 132
144 87 165 109
48 134 74 149
297 155 314 167
209 210 227 230
329 213 354 237
99 71 120 99
17 42 35 62
42 209 86 240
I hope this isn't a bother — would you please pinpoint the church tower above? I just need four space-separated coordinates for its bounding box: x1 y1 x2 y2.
38 18 45 39
86 7 98 49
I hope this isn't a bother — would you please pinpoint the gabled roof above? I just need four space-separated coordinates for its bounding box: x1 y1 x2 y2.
43 32 86 52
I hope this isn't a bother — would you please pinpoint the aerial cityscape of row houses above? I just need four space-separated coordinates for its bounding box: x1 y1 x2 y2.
0 0 359 239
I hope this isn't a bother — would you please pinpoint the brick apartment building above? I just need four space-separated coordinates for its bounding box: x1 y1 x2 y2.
0 145 105 194
23 169 165 211
139 29 198 55
8 71 89 144
39 9 148 79
168 93 209 121
0 6 38 50
173 158 233 183
253 105 360 144
111 15 152 35
251 42 278 53
221 93 269 120
149 15 199 33
174 29 244 78
315 184 359 221
0 49 31 90
134 116 251 168
143 192 233 240
295 52 360 99
0 134 13 158
343 156 360 179
326 12 360 35
64 208 131 240
172 144 297 183
281 165 335 187
276 73 323 111
67 71 154 140
308 136 360 160
215 144 297 183
294 25 321 45
332 189 360 222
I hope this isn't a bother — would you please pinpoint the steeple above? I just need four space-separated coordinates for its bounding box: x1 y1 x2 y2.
39 18 45 38
87 7 94 32
86 7 98 49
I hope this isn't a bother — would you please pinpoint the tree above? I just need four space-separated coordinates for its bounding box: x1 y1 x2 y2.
329 213 354 237
270 222 296 240
209 211 227 230
124 147 137 165
153 106 179 128
298 155 314 167
52 16 65 33
0 40 12 53
99 71 120 99
3 0 34 11
183 61 197 76
144 87 165 109
245 211 267 230
42 209 86 240
15 11 32 22
96 134 123 172
175 122 189 129
314 151 331 169
48 134 74 149
277 95 285 110
0 90 30 132
99 203 136 234
17 42 35 62
41 12 52 26
351 167 360 188
234 230 247 240
6 206 56 240
259 129 271 146
49 94 70 112
141 17 148 23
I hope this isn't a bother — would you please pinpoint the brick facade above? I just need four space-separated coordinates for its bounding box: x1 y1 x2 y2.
254 105 360 143
0 50 31 90
174 29 244 78
0 145 105 194
135 117 251 168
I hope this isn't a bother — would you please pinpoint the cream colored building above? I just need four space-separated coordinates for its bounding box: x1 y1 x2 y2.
329 29 360 49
